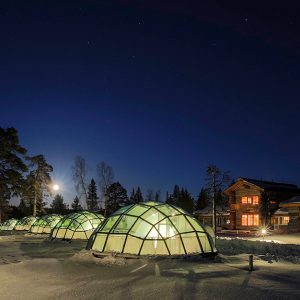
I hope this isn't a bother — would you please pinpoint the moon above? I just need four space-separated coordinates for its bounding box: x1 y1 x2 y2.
53 184 60 191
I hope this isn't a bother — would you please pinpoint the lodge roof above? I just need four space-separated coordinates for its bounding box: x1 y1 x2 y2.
280 196 300 205
241 178 298 190
224 177 299 194
194 205 229 216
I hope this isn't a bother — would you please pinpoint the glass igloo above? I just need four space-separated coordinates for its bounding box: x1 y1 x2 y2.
87 202 217 256
29 214 62 234
15 216 38 231
50 211 105 240
0 218 18 231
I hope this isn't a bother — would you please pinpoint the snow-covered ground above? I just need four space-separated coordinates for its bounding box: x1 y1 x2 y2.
0 233 299 299
244 233 300 245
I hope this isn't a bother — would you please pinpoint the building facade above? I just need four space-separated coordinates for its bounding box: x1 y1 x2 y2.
224 178 299 230
194 206 230 229
278 196 300 232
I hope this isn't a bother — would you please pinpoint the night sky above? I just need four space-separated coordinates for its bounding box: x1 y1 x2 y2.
1 1 300 205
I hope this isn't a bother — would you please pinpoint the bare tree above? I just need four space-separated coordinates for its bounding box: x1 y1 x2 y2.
97 161 114 208
72 156 88 206
205 165 230 237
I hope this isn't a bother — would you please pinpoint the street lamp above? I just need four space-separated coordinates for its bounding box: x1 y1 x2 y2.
261 228 267 241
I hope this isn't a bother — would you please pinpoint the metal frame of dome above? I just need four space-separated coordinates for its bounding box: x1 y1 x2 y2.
29 214 62 234
15 216 38 231
87 202 217 256
0 218 18 231
50 211 105 240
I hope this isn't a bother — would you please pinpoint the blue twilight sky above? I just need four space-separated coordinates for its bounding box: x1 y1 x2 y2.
1 1 300 205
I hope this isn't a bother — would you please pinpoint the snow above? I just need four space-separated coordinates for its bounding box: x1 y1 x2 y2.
0 232 299 299
217 237 300 263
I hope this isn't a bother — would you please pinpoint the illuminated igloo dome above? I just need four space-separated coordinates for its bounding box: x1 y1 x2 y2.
15 216 38 231
29 214 62 234
0 218 18 231
50 211 105 240
87 202 217 256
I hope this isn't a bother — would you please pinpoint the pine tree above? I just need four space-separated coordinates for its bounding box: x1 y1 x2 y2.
29 155 53 216
0 127 28 222
71 196 83 212
176 188 194 213
166 185 180 205
105 182 128 216
215 188 227 206
195 188 209 210
18 198 31 217
87 179 99 211
51 194 67 214
135 187 143 203
155 190 161 202
129 188 135 204
260 192 270 226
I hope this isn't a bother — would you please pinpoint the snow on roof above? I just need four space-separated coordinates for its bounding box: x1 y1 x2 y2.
274 208 289 215
280 196 300 205
194 205 229 216
240 178 298 190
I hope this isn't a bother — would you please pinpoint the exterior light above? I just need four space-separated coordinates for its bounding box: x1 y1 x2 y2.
261 229 267 235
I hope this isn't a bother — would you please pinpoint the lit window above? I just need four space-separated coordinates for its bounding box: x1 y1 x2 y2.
248 215 254 225
283 216 289 225
241 196 259 205
241 214 259 226
241 197 247 204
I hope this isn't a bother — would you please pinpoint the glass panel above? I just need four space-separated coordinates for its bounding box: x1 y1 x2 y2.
140 240 169 255
198 232 214 252
104 235 127 253
169 215 193 233
141 209 165 224
165 237 184 255
143 201 159 206
130 219 152 238
155 219 178 238
101 216 121 232
113 215 137 233
186 216 203 231
242 215 248 226
253 215 259 226
126 205 149 216
81 220 92 231
123 236 143 255
156 205 180 217
181 232 201 254
111 205 132 215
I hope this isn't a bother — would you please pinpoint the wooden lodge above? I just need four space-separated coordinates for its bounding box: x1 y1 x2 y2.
224 178 300 231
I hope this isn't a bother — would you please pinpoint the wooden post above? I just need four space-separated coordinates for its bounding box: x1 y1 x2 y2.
249 255 254 271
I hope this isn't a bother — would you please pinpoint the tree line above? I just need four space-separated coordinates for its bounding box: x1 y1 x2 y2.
1 127 232 222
